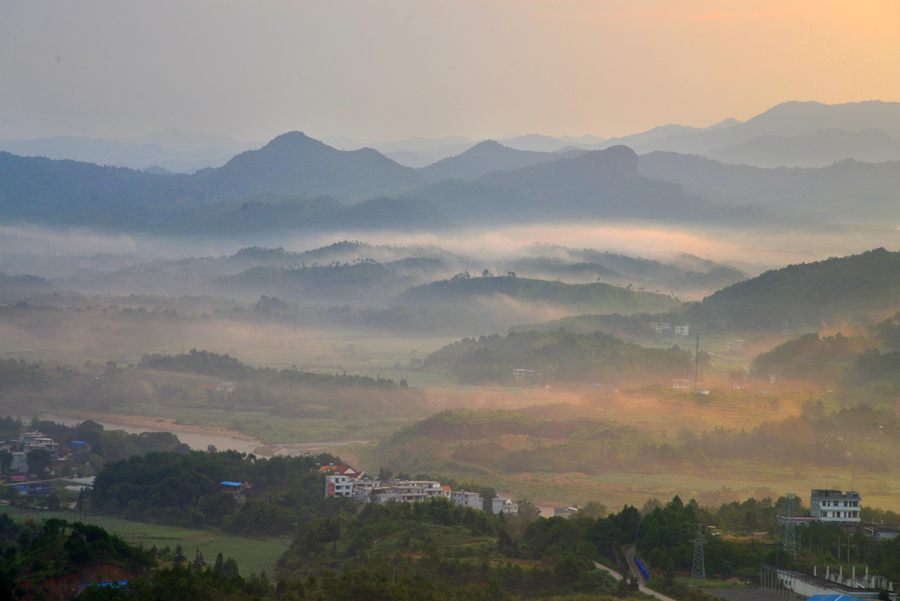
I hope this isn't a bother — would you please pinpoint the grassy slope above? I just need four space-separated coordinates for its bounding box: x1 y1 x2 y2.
0 506 288 575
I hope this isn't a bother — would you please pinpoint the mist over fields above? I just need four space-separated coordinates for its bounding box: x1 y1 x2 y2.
3 100 900 597
4 0 900 593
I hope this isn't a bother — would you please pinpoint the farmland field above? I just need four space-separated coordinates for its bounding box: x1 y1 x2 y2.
0 506 289 575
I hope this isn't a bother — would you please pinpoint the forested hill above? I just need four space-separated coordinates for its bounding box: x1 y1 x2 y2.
394 274 681 314
688 248 900 331
0 151 192 227
423 330 697 385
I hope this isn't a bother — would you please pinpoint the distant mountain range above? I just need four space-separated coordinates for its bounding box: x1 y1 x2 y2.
5 101 900 233
415 145 775 226
638 152 900 223
0 134 781 233
0 128 258 173
607 101 900 161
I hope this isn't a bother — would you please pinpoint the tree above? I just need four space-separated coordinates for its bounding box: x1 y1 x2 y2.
481 487 497 513
43 492 61 511
0 450 12 475
514 498 542 522
26 449 52 476
641 498 663 516
577 501 608 518
192 550 206 572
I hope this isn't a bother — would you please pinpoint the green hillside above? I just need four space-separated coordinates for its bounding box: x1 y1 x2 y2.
689 247 900 331
395 275 682 314
422 329 697 385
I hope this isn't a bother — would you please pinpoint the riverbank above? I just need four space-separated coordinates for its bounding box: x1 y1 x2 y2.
35 411 370 458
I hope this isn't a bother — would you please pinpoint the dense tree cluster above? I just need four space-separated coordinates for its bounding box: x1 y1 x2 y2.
0 516 156 599
93 450 339 535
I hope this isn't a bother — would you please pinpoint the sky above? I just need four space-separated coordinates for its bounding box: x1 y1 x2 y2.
1 0 899 144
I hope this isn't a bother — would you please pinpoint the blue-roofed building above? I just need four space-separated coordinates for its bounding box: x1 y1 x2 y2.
220 481 251 503
808 594 869 601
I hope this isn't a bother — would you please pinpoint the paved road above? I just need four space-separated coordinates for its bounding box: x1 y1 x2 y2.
593 560 623 582
624 545 680 601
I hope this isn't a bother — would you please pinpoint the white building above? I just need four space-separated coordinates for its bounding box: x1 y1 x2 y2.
10 452 28 474
371 480 450 504
810 489 861 523
325 474 354 498
451 490 483 509
20 432 59 461
350 480 380 502
554 506 578 518
491 496 518 515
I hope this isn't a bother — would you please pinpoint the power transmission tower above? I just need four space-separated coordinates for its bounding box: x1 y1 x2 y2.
782 493 797 558
691 523 706 584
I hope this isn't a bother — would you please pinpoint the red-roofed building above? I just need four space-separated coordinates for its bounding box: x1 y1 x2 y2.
317 463 362 478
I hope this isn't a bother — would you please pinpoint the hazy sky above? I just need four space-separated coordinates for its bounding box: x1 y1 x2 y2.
1 0 898 143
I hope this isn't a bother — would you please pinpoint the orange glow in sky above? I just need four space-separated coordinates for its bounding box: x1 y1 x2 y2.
0 0 897 141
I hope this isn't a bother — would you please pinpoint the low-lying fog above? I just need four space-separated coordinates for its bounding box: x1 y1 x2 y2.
2 219 898 279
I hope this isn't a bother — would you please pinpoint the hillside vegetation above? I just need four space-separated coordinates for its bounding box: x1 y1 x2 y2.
689 248 900 331
422 330 698 385
397 276 681 315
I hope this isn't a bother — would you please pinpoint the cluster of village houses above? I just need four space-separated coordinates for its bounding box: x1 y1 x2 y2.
319 463 518 514
4 432 899 544
0 431 60 475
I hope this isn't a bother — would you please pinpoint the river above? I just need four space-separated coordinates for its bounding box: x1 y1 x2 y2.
34 413 369 457
36 413 263 453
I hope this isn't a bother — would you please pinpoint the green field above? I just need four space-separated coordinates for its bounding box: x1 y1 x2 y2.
0 506 289 575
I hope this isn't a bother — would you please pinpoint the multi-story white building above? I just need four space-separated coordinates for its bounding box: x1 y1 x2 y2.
20 432 59 461
325 474 354 498
810 489 861 523
451 490 483 509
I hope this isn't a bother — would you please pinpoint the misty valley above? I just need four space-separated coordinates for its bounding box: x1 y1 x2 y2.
2 101 900 600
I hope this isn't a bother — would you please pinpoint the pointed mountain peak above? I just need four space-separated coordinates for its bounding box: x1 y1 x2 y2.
262 131 327 150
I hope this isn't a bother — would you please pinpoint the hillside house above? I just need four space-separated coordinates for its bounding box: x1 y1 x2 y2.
20 432 59 461
810 490 861 523
370 480 449 504
491 496 518 515
220 481 252 503
451 490 483 509
318 463 362 478
324 474 354 498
